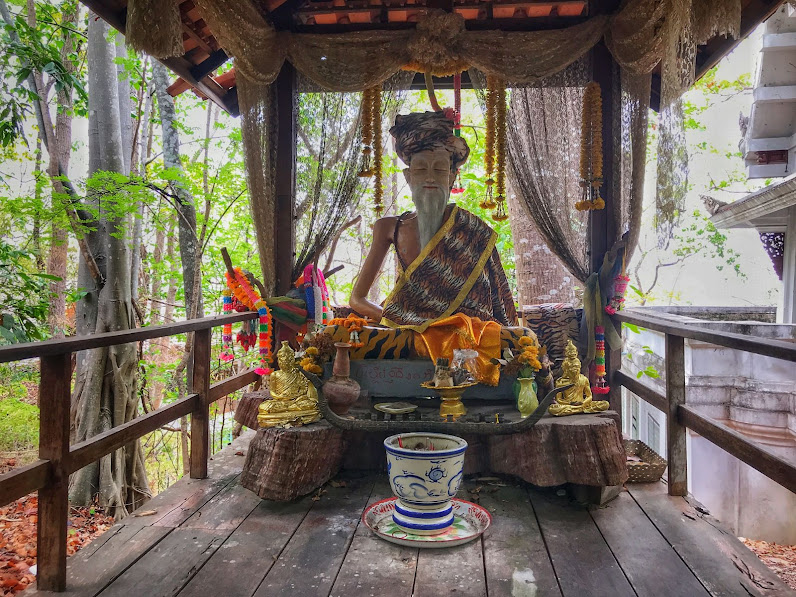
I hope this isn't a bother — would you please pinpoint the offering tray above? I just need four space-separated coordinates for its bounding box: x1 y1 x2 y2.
363 497 491 548
420 381 477 419
304 371 572 436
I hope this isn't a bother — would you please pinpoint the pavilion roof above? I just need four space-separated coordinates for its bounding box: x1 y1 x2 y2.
79 0 785 115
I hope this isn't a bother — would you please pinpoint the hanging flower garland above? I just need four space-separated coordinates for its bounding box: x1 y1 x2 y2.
451 72 465 194
592 325 610 395
577 81 605 211
221 289 234 362
359 86 384 216
492 80 509 222
330 313 367 348
224 267 273 375
480 75 497 210
372 87 384 217
359 87 374 178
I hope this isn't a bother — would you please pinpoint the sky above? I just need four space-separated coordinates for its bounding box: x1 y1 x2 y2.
630 25 782 309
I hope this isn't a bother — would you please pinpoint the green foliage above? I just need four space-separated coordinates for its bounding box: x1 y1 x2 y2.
673 209 745 278
0 3 86 147
0 397 39 452
0 237 52 342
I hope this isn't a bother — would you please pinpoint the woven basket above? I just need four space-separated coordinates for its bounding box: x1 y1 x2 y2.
624 439 667 483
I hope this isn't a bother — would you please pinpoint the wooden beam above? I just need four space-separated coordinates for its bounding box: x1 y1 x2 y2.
208 369 260 403
182 22 214 55
0 460 49 507
665 335 687 497
68 395 198 474
161 56 239 116
588 40 618 274
0 312 256 363
274 63 297 294
613 370 667 413
190 49 230 81
614 309 796 363
190 328 212 479
36 353 71 592
679 404 796 495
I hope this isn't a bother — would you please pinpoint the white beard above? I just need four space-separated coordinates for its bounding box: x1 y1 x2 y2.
415 190 447 249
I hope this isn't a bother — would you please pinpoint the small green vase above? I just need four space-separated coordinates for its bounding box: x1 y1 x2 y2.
516 377 539 418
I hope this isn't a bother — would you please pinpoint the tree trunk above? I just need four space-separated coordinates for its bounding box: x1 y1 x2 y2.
69 16 150 518
152 61 202 320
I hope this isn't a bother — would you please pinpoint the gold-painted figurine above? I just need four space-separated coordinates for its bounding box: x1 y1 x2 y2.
548 340 609 416
258 341 322 428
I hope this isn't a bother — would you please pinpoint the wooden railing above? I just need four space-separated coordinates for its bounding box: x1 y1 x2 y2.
0 312 259 591
611 309 796 497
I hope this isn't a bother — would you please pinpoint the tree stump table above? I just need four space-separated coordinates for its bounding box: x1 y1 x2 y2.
239 407 627 504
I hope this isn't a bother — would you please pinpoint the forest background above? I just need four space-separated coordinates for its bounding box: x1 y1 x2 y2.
0 0 779 512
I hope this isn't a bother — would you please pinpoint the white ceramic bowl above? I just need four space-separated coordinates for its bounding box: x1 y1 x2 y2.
384 432 467 535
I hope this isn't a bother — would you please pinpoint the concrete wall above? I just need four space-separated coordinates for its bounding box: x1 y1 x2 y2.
620 307 796 543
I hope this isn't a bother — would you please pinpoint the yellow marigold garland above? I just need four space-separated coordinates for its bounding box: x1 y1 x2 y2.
359 88 374 178
492 81 509 222
577 81 604 211
372 87 384 217
480 75 498 210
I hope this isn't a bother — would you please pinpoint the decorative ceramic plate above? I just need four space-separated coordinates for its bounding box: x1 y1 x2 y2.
362 497 491 548
374 402 418 414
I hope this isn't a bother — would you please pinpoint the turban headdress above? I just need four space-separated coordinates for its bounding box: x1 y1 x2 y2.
390 111 469 172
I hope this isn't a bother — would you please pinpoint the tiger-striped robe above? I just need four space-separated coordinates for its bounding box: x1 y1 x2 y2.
380 206 518 332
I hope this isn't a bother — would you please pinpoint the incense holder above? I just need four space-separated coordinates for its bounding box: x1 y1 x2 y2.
384 432 467 535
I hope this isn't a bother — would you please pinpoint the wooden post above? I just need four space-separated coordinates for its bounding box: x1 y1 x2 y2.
190 328 212 479
274 63 297 295
37 353 72 591
665 334 687 496
607 346 622 428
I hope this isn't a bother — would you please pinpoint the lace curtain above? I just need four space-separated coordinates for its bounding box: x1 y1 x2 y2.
293 72 414 281
203 0 742 283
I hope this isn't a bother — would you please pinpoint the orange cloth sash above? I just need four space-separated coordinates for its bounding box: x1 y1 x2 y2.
413 314 502 386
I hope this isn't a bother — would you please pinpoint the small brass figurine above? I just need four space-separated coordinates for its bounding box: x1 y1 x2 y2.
258 341 322 428
549 340 609 417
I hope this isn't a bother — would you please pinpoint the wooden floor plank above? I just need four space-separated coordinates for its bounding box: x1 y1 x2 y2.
96 529 226 597
178 492 315 597
26 525 171 597
529 490 635 597
479 485 562 597
590 490 709 597
329 480 418 597
181 480 261 531
628 482 792 597
413 536 486 597
253 476 375 597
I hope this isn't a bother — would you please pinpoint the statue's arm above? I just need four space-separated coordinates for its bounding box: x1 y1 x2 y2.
350 217 395 321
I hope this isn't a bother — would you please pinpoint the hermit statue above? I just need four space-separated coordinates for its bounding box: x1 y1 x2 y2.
258 341 322 427
350 111 516 329
349 111 518 386
549 340 609 416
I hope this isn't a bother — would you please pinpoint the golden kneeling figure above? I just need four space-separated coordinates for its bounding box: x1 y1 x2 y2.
549 340 609 417
258 341 322 428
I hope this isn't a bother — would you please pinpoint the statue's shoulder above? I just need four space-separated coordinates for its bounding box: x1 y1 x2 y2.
454 206 494 232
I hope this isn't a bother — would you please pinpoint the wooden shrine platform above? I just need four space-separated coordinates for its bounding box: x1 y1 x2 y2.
25 433 791 597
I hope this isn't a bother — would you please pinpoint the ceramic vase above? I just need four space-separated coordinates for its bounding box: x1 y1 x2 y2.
516 376 538 418
322 342 360 416
384 433 467 536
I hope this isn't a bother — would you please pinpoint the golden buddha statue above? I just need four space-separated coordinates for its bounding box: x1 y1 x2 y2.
258 341 322 428
548 340 609 417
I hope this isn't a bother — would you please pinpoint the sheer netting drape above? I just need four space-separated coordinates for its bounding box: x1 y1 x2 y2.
293 77 365 281
238 72 278 295
500 63 592 284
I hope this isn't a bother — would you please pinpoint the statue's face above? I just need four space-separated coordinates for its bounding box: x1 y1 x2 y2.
563 360 579 378
277 348 295 370
404 149 454 214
